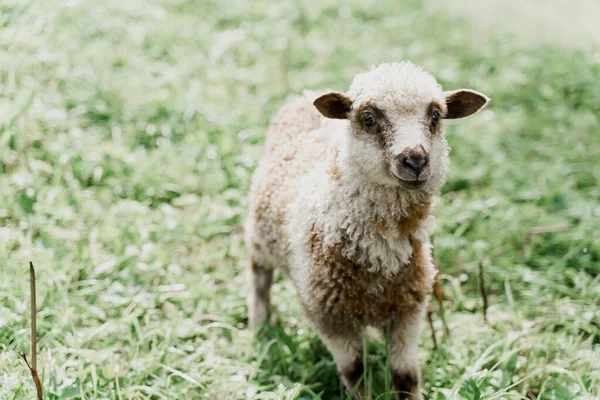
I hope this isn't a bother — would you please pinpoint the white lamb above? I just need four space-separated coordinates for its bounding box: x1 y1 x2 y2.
245 61 489 399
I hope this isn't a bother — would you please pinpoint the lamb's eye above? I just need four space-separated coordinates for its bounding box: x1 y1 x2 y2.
431 110 440 126
363 113 375 127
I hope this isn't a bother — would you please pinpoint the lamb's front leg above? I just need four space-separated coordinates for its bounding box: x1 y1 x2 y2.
388 308 425 400
317 329 365 399
247 259 274 329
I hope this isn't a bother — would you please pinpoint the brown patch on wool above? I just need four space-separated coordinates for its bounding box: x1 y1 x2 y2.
254 190 286 233
251 257 257 273
251 182 288 258
397 202 430 235
327 147 341 181
306 225 434 327
373 220 386 232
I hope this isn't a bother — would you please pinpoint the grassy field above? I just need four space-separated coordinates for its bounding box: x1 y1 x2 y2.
1 0 599 399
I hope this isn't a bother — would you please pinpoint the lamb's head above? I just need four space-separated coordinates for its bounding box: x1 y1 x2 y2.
314 61 489 194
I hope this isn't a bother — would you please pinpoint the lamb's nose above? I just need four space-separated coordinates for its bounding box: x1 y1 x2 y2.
400 152 429 175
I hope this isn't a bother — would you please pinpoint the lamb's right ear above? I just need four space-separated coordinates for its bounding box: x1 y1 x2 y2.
313 92 352 119
443 89 490 119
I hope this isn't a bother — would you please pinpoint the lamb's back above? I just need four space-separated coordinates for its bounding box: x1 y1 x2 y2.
246 92 335 270
263 91 331 166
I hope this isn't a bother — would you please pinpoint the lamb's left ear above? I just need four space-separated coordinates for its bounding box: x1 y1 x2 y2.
313 92 352 119
443 89 490 119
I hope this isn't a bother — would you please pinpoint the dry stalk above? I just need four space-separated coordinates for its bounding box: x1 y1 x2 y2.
19 262 43 400
426 304 438 350
433 280 450 337
431 235 450 337
478 262 488 324
524 224 571 246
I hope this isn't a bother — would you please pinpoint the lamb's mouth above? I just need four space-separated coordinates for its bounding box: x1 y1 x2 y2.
399 179 427 190
391 173 428 190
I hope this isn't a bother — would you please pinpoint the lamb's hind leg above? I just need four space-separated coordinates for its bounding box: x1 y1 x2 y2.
317 329 365 399
248 258 274 329
388 308 425 400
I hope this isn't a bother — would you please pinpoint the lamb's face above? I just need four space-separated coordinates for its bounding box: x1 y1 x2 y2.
314 61 489 193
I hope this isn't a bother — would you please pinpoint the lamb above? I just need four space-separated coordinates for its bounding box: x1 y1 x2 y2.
245 61 489 399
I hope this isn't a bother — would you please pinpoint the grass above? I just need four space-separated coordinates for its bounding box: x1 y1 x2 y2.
1 0 599 398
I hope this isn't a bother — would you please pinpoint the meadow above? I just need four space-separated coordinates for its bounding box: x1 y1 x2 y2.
0 0 599 398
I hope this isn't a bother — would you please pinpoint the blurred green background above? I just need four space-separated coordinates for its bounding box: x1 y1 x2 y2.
0 0 599 399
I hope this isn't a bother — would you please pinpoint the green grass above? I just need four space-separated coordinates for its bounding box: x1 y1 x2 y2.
1 0 599 398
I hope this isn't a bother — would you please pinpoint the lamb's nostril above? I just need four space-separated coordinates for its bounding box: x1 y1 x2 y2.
401 154 428 175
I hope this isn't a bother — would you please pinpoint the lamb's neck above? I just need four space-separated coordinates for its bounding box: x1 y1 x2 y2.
305 144 435 279
320 170 434 279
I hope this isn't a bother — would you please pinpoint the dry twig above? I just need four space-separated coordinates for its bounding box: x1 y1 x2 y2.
430 235 450 337
19 262 43 400
524 224 571 246
478 262 488 324
433 280 450 337
426 304 438 350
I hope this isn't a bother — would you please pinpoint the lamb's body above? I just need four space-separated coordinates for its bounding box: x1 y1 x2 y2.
245 62 489 399
246 93 436 328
